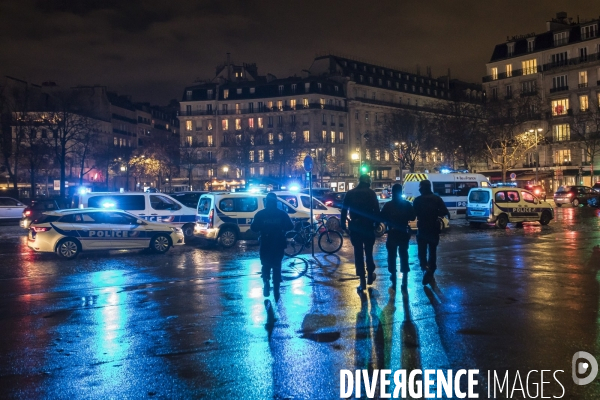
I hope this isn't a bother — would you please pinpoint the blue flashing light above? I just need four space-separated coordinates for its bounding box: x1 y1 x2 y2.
102 202 116 208
289 185 300 192
249 187 260 193
78 187 87 195
440 168 452 174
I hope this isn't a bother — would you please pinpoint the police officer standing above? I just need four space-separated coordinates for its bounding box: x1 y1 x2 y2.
381 183 416 290
251 193 294 296
341 174 381 291
412 180 449 286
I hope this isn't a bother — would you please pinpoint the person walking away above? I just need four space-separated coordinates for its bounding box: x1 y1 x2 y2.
412 180 449 286
381 183 416 290
341 174 381 291
251 193 294 296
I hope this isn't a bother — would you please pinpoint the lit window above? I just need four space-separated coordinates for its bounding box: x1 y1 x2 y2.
331 147 336 157
303 130 310 142
258 117 264 128
186 136 192 146
320 98 325 109
277 100 283 111
207 135 213 147
506 64 512 77
223 89 229 99
551 99 569 116
290 99 296 110
267 101 273 110
249 151 254 162
222 119 229 130
269 149 274 161
235 119 242 130
554 149 571 164
375 149 380 161
331 131 336 143
522 59 537 75
303 98 309 108
384 150 389 161
235 103 241 114
259 167 264 175
553 124 570 141
268 133 274 144
580 95 589 111
207 120 213 131
579 71 588 87
186 120 193 131
322 130 327 142
250 167 255 176
248 118 254 129
258 150 264 162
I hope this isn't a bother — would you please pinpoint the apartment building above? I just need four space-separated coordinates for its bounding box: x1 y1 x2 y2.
179 56 483 190
483 12 600 188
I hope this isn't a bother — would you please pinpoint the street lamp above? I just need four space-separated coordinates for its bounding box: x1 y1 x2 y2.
529 127 543 183
223 166 229 178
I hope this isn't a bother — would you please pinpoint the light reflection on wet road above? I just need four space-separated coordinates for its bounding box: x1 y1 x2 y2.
0 206 599 398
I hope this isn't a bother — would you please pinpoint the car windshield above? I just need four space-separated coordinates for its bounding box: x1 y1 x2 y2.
469 191 490 204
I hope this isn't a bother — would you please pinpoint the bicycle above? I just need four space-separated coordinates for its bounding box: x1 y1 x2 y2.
284 214 343 257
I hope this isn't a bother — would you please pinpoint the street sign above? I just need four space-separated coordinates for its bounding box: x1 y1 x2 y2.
510 173 516 181
303 155 313 172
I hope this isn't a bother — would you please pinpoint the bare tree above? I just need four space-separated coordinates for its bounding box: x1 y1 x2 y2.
434 101 487 171
21 114 52 196
381 111 435 173
570 97 600 183
0 83 31 190
43 94 98 197
484 91 543 182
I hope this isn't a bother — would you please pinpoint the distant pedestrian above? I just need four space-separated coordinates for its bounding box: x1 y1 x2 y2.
341 174 381 291
251 193 294 296
412 180 449 286
381 183 416 290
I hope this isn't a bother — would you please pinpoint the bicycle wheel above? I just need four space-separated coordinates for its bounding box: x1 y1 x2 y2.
284 230 304 257
318 230 343 254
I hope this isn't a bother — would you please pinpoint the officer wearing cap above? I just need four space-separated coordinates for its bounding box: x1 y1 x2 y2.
413 179 449 286
341 174 381 291
251 192 294 296
381 183 416 290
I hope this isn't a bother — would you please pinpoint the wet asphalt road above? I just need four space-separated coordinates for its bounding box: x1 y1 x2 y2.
1 206 600 399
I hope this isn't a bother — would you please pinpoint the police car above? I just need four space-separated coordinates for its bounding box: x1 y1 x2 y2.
27 209 184 259
273 190 342 230
466 186 553 228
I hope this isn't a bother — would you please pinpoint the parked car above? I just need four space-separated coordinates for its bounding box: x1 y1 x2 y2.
300 188 335 201
195 192 308 248
553 186 597 207
467 187 553 228
274 191 341 230
20 198 69 229
169 191 207 209
524 184 547 201
592 182 600 192
322 192 346 209
0 197 26 220
27 209 184 259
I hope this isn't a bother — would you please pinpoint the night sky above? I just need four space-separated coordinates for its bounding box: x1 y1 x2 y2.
1 1 598 104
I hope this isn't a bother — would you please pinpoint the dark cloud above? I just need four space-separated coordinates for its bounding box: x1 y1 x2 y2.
1 0 599 104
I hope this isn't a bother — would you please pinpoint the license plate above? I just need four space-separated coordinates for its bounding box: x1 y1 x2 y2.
196 223 207 229
472 211 485 215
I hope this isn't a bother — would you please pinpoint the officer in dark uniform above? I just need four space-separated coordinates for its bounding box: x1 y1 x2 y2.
251 193 294 296
341 174 380 291
413 179 449 286
381 183 416 290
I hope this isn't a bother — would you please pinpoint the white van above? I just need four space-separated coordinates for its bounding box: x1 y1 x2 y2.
76 192 197 238
195 192 310 248
402 173 490 219
466 186 553 228
273 191 341 229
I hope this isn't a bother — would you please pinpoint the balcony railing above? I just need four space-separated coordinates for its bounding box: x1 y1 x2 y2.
549 86 569 93
578 82 589 88
541 52 600 72
554 38 569 47
482 66 542 82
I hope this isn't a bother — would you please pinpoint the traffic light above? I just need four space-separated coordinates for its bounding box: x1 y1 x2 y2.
360 163 369 174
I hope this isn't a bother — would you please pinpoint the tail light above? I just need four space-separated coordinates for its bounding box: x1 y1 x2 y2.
24 210 32 217
208 209 214 229
534 189 540 195
32 226 51 232
566 193 573 197
325 200 333 206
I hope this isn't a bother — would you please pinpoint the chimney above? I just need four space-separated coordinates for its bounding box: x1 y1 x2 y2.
227 52 231 81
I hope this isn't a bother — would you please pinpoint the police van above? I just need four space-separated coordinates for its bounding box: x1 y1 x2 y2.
27 208 184 259
195 192 310 248
466 186 553 228
76 192 197 239
403 173 490 219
